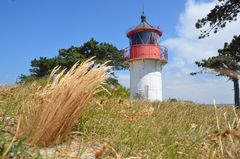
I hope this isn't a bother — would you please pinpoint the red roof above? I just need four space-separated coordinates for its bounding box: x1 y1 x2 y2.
127 14 162 37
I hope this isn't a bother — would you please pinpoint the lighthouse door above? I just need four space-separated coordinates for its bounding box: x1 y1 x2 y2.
144 85 149 100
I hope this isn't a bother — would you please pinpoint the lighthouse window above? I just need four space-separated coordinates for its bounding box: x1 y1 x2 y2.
129 31 160 45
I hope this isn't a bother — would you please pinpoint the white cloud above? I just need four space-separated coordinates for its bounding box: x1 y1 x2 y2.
162 0 240 104
162 72 233 104
164 0 240 64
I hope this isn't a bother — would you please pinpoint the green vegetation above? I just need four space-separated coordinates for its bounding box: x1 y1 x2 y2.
196 0 240 38
1 80 240 158
20 38 126 86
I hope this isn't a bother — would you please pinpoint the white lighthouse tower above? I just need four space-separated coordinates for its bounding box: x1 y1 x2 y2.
124 13 168 101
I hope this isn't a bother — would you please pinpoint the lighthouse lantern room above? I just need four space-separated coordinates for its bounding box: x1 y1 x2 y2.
124 13 168 101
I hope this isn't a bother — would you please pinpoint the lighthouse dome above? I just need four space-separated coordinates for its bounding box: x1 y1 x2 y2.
127 13 162 37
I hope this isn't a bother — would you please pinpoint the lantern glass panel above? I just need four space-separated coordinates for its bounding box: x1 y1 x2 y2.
129 31 160 45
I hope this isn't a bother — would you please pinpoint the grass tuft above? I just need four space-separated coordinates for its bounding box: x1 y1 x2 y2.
17 58 110 147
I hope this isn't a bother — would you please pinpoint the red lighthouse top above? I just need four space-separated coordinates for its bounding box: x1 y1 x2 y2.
124 13 168 64
127 14 162 37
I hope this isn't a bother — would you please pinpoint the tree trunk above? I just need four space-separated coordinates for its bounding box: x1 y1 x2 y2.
232 78 239 108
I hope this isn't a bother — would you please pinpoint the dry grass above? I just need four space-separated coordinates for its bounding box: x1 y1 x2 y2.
210 100 240 158
17 58 110 147
0 85 18 106
77 99 240 158
1 70 240 158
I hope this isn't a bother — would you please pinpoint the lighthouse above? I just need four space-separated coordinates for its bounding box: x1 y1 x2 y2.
124 13 168 101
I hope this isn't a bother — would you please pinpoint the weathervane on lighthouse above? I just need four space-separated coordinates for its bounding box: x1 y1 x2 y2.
124 11 168 101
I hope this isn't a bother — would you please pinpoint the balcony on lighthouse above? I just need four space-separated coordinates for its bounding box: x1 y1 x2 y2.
124 14 168 64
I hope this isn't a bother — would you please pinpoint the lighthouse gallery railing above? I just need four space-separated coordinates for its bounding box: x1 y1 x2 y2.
123 45 168 63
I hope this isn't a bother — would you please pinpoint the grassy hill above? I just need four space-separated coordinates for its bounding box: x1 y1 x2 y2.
1 82 240 159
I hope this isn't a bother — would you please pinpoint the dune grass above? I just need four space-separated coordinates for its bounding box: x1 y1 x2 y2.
1 80 240 158
77 98 240 158
17 59 110 147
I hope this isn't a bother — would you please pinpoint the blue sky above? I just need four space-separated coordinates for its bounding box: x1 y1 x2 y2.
0 0 184 82
0 0 239 104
